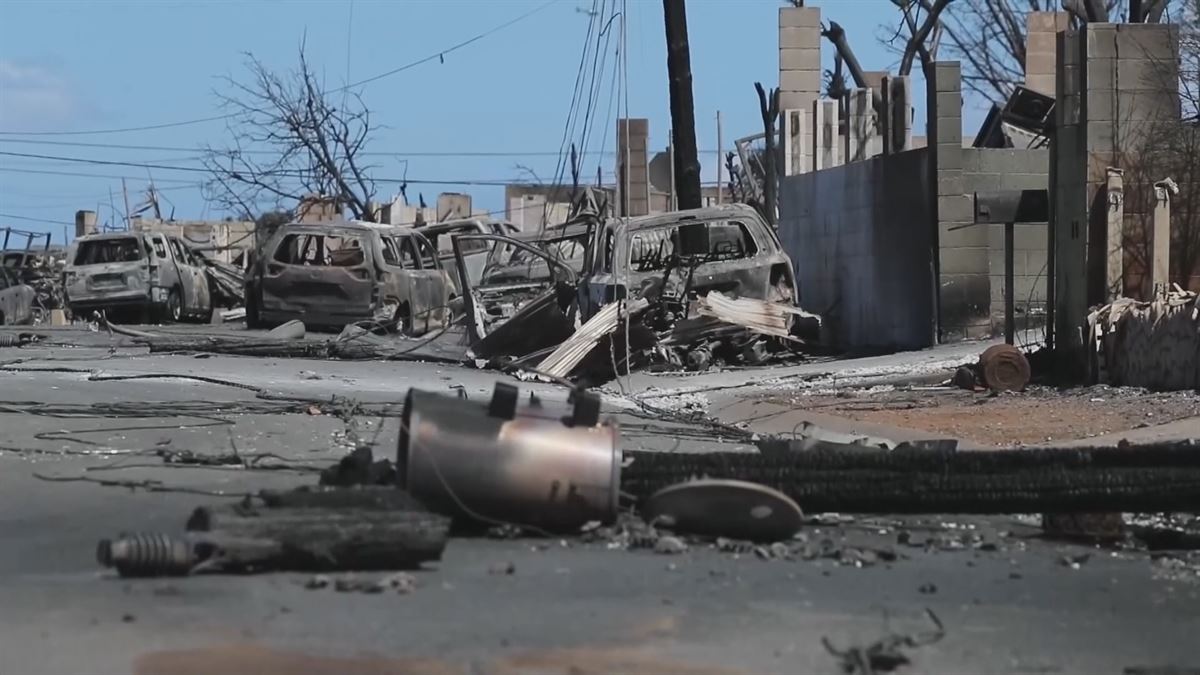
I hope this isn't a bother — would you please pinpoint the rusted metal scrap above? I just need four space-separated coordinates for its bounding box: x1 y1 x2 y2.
977 343 1031 392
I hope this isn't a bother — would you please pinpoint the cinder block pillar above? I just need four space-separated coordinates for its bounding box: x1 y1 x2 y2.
783 108 809 176
844 88 873 163
779 6 821 178
885 76 913 153
1151 180 1174 293
1104 168 1124 300
1025 11 1069 96
616 118 651 217
928 61 981 342
436 193 472 222
74 210 97 239
812 99 839 170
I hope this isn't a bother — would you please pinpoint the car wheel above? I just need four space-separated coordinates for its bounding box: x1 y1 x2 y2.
167 288 182 323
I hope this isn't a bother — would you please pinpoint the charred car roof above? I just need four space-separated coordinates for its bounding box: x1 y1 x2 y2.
617 204 767 231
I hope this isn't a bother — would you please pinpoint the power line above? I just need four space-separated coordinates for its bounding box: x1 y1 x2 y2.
0 155 543 187
0 167 203 184
0 138 729 156
344 0 558 89
0 0 559 138
0 213 76 227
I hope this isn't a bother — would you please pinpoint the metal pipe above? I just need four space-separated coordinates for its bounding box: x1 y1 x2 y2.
1005 221 1014 345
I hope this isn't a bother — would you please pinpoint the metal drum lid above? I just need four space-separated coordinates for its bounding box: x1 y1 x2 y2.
643 479 804 542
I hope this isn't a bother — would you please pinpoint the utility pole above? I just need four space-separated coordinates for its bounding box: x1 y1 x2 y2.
716 110 724 205
121 179 132 230
662 0 702 211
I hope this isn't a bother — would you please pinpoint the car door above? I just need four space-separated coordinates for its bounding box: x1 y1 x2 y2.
178 243 212 315
451 233 578 346
162 237 190 309
0 268 14 324
402 233 450 334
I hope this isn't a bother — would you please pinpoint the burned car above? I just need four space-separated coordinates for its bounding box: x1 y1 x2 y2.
65 232 212 322
245 221 450 334
0 267 36 326
580 204 797 320
418 218 518 294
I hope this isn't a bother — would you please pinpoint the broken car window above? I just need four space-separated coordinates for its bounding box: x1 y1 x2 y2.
398 237 420 269
167 238 187 262
73 237 144 265
273 234 366 267
381 236 402 266
628 221 758 272
414 235 439 269
151 238 168 259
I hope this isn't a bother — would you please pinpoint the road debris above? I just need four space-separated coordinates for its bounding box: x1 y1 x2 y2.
653 536 688 554
623 441 1200 514
642 479 804 542
398 383 620 532
822 609 945 674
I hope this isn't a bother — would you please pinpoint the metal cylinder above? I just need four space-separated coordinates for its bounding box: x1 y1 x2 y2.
96 532 194 577
398 386 621 532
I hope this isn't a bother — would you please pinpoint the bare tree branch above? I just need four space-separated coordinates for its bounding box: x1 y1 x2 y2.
203 45 377 220
882 0 1141 104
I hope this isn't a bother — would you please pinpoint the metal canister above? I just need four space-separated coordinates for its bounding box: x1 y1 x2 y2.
398 384 621 531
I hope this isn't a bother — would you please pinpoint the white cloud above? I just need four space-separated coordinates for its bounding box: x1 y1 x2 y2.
0 60 79 131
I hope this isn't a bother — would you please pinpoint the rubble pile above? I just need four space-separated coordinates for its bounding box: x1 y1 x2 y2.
1088 288 1200 391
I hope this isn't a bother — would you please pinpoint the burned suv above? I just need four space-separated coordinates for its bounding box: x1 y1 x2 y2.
580 204 798 320
245 221 451 334
65 232 213 322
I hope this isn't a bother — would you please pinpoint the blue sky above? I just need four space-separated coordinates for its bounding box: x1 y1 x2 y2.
0 0 991 243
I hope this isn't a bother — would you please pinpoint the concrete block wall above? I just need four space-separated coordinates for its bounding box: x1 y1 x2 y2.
927 62 991 341
778 148 935 350
962 148 1052 333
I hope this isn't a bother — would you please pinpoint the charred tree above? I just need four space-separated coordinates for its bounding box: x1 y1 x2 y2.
754 83 781 227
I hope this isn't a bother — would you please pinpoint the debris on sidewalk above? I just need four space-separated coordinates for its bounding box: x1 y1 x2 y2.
1087 288 1200 391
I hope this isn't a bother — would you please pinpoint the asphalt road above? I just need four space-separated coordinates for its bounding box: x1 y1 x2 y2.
0 330 1197 675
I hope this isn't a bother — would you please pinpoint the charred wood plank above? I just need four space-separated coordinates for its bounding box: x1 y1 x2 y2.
258 486 425 510
622 442 1200 514
186 504 449 571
